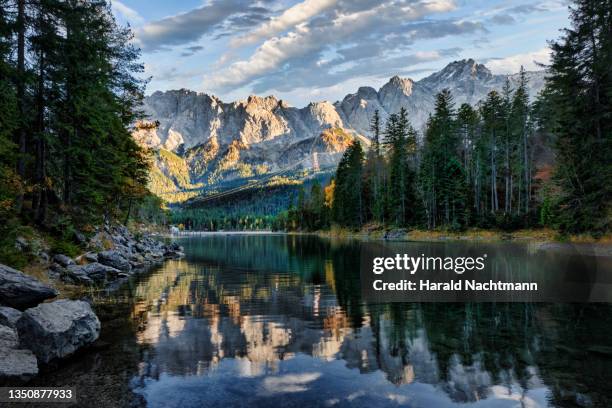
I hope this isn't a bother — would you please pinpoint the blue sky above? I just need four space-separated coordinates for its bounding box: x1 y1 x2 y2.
111 0 570 107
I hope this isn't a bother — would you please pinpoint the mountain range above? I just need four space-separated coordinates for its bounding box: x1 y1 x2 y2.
134 59 546 203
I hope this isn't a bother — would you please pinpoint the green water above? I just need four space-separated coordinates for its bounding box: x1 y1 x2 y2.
28 234 612 407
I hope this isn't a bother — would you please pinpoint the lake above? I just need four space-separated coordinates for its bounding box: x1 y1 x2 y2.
30 234 612 407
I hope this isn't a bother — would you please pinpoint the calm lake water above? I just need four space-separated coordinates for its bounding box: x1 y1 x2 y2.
29 234 612 407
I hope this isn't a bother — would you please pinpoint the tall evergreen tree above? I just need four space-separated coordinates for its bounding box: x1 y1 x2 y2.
419 90 466 228
332 141 364 227
540 0 611 233
509 67 532 216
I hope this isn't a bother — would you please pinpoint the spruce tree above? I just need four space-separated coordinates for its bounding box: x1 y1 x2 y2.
332 141 364 227
541 0 611 233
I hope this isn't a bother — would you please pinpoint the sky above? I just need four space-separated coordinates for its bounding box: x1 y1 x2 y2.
111 0 570 107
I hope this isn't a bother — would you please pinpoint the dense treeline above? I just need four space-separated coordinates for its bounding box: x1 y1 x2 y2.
0 0 155 263
174 173 333 231
289 0 611 235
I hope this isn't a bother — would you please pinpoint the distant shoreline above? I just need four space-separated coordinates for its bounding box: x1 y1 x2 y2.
164 228 612 257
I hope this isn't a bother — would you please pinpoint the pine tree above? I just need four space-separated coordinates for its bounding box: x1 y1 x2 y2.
364 109 385 224
419 89 466 228
457 103 480 217
480 90 505 214
540 0 611 233
0 0 151 242
332 141 364 227
383 107 418 226
509 66 532 216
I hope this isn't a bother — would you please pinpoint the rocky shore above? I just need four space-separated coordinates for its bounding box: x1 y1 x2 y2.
0 224 184 382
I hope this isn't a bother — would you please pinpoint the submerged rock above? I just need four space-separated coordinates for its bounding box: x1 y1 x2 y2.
17 299 100 364
0 306 22 328
0 263 58 310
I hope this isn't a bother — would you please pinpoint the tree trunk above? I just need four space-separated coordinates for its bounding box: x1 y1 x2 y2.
34 46 47 224
16 0 26 210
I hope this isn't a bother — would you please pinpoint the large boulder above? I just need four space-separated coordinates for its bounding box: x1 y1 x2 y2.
0 306 22 328
61 265 94 286
17 299 100 364
0 263 58 310
98 250 131 272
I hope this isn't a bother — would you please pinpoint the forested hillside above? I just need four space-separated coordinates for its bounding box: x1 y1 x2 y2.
288 0 611 236
0 0 157 265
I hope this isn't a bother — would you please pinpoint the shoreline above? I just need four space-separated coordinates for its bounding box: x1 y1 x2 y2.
167 228 612 257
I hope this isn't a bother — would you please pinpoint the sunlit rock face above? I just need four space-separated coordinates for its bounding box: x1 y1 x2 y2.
141 91 346 152
140 60 545 151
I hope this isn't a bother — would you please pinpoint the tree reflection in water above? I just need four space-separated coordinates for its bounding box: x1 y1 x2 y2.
126 235 612 408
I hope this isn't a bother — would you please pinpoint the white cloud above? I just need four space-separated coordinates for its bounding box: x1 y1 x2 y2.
486 47 551 74
231 0 338 47
111 0 144 25
205 0 457 90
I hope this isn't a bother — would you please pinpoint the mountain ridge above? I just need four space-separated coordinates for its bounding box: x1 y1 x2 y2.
135 59 546 202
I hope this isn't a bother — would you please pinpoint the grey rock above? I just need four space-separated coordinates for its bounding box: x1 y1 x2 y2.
0 263 58 310
63 263 121 285
17 299 100 364
169 242 184 252
0 348 38 380
164 249 184 259
39 251 50 262
81 263 121 282
62 265 94 286
135 243 148 253
98 250 131 272
53 254 75 267
112 234 127 246
84 252 99 263
0 324 18 348
151 251 164 259
75 252 98 264
0 306 22 328
74 231 87 245
15 236 29 251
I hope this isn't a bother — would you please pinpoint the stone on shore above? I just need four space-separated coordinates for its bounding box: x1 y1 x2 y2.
0 263 58 310
0 324 18 349
81 263 121 282
98 250 131 272
0 348 38 380
53 254 75 267
17 299 100 364
0 306 22 328
84 252 99 263
0 323 37 380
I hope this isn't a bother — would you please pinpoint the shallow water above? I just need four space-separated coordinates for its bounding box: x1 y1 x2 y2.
27 234 612 407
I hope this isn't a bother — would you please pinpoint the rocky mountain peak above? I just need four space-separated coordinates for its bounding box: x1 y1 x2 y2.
422 59 493 85
138 59 545 198
382 75 414 95
356 86 378 100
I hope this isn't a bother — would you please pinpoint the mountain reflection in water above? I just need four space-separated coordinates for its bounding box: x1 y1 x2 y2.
125 234 612 408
